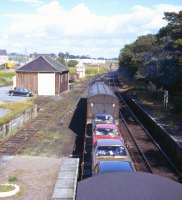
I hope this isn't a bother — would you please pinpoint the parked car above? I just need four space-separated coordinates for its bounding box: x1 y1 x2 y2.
92 139 131 169
9 87 33 97
94 160 135 174
92 123 123 145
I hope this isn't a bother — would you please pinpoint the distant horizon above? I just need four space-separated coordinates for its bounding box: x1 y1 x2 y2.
1 0 182 57
7 51 118 59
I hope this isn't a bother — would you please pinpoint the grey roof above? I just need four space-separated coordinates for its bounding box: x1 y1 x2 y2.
77 172 182 200
0 49 7 56
96 139 123 146
88 82 116 98
16 56 68 73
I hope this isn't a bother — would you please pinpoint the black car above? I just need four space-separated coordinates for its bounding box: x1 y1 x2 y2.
9 87 33 97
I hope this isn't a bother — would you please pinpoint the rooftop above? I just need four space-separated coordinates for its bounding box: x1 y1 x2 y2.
96 139 123 146
0 49 7 56
16 56 68 73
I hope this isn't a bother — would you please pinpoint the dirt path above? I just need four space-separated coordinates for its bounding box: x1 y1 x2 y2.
0 80 88 157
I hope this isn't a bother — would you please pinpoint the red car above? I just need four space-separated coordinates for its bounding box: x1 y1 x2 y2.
93 123 124 145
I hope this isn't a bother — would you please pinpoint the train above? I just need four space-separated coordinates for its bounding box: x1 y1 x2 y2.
77 79 182 199
87 81 119 124
86 81 135 175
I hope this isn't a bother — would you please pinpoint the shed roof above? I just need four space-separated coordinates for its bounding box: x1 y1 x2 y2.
16 56 68 73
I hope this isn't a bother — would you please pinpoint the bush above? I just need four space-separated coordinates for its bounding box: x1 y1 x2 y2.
8 176 17 183
0 71 15 86
67 60 78 68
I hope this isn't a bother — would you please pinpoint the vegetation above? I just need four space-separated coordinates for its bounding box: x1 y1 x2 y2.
86 66 108 76
69 65 109 77
119 11 182 111
58 52 91 59
0 71 15 86
69 67 77 75
57 56 66 66
0 185 15 192
67 60 78 68
8 176 17 183
0 100 33 125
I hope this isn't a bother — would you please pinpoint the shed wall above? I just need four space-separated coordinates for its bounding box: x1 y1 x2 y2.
16 71 69 96
60 72 69 93
16 72 38 94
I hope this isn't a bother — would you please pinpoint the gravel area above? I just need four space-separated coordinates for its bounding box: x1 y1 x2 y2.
0 155 61 200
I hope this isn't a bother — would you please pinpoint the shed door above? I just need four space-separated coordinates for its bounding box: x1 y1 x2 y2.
38 73 55 95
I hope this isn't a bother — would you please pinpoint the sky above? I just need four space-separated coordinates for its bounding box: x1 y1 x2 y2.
0 0 182 58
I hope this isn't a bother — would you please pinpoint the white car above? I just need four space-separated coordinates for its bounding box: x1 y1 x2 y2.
92 113 114 130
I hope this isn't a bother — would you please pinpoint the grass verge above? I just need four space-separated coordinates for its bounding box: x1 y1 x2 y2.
0 185 15 192
0 100 33 125
0 71 15 86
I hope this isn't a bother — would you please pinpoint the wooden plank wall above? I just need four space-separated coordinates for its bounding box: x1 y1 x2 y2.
55 73 60 95
60 72 69 93
17 72 68 96
16 72 38 94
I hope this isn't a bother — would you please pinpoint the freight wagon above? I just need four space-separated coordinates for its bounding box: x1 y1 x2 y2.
87 82 119 124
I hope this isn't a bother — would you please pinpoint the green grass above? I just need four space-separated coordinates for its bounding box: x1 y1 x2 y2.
0 100 33 125
68 67 76 75
86 66 108 76
69 65 109 77
0 185 15 192
0 71 15 86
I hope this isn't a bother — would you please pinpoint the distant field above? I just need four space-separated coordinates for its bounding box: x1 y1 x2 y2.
0 71 15 86
69 67 76 75
68 64 109 77
85 66 109 76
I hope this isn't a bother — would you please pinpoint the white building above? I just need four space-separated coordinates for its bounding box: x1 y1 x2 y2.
67 58 106 65
0 50 8 65
76 61 85 78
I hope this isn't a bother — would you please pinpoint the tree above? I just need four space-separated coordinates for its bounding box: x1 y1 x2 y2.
67 60 79 68
119 34 157 76
57 56 66 66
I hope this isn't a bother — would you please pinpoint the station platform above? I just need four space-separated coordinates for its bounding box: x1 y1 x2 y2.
52 157 79 200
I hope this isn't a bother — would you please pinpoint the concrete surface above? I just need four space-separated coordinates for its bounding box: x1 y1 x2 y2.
52 158 79 200
0 86 29 102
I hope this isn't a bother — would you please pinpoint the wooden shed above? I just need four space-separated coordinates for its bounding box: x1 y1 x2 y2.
16 56 69 96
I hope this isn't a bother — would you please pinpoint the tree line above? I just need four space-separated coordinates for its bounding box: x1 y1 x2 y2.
119 11 182 111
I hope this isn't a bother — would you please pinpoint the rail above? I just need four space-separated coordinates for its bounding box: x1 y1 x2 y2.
107 71 182 181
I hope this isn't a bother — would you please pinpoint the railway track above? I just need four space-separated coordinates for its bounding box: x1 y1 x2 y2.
0 80 90 157
108 71 181 182
0 115 50 155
